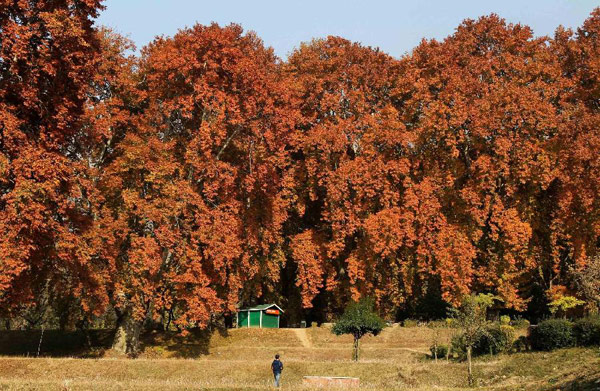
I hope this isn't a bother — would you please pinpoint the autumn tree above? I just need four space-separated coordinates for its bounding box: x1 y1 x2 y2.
2 0 600 344
0 0 108 327
283 37 449 317
79 27 142 349
398 15 566 310
548 9 600 301
91 23 295 354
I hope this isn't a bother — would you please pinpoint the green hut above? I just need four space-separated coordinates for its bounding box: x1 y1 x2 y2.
236 304 284 328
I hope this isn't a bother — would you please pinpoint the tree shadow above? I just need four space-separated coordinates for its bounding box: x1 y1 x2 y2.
0 326 230 359
0 329 114 357
548 376 600 391
141 327 229 358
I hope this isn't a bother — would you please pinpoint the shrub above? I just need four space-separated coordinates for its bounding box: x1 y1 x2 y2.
574 317 600 346
450 333 468 360
474 324 514 356
450 324 514 359
429 343 448 359
529 319 575 351
500 315 511 325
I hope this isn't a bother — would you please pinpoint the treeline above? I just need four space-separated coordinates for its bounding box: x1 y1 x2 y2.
1 1 600 353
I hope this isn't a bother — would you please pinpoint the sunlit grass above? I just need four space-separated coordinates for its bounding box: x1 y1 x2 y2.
0 326 597 390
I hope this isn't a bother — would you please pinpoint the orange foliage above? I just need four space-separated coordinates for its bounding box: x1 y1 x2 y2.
0 0 107 317
2 2 600 327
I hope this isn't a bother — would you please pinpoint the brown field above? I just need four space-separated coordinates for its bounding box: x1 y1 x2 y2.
0 326 597 390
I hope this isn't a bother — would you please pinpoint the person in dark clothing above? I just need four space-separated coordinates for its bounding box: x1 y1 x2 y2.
271 354 283 387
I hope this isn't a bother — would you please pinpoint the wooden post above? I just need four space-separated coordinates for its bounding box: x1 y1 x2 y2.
467 346 473 386
37 327 44 357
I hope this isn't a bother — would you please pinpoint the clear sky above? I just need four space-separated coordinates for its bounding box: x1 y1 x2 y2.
97 0 599 58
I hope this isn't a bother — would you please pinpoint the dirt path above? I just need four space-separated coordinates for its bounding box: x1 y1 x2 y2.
292 328 312 348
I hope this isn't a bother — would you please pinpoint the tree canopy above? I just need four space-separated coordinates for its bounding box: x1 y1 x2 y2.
1 1 600 352
332 298 386 360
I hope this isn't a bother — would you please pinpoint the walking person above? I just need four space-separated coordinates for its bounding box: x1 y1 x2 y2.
271 354 283 387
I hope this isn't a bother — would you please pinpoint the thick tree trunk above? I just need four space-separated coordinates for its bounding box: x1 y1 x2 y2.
467 346 473 386
112 309 143 357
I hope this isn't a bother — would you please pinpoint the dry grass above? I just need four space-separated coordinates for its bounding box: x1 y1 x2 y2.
0 326 597 390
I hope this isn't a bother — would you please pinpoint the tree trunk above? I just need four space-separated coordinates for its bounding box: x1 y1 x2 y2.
434 341 438 362
467 345 473 387
112 308 143 357
353 335 360 361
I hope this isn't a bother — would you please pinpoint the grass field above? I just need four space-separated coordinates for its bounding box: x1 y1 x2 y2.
0 326 597 390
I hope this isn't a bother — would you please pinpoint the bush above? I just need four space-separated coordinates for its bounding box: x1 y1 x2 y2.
450 323 514 359
474 324 514 356
500 315 511 325
529 319 575 351
574 317 600 346
429 343 448 359
450 333 468 360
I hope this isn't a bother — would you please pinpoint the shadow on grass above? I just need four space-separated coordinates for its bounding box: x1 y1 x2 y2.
0 327 228 358
549 376 600 391
141 327 228 358
0 329 114 357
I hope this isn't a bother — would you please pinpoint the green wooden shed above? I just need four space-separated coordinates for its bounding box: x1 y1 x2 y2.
236 304 284 328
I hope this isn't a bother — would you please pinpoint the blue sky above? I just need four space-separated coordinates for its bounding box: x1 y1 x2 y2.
97 0 599 58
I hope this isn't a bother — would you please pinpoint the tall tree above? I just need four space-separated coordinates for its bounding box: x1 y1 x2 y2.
0 0 106 323
94 23 295 353
283 37 448 317
550 9 600 288
81 28 140 348
399 15 565 310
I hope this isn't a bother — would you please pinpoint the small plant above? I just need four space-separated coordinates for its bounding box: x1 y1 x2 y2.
332 297 386 361
529 319 575 351
428 320 444 361
574 316 600 346
449 293 499 386
430 343 448 359
500 315 511 325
